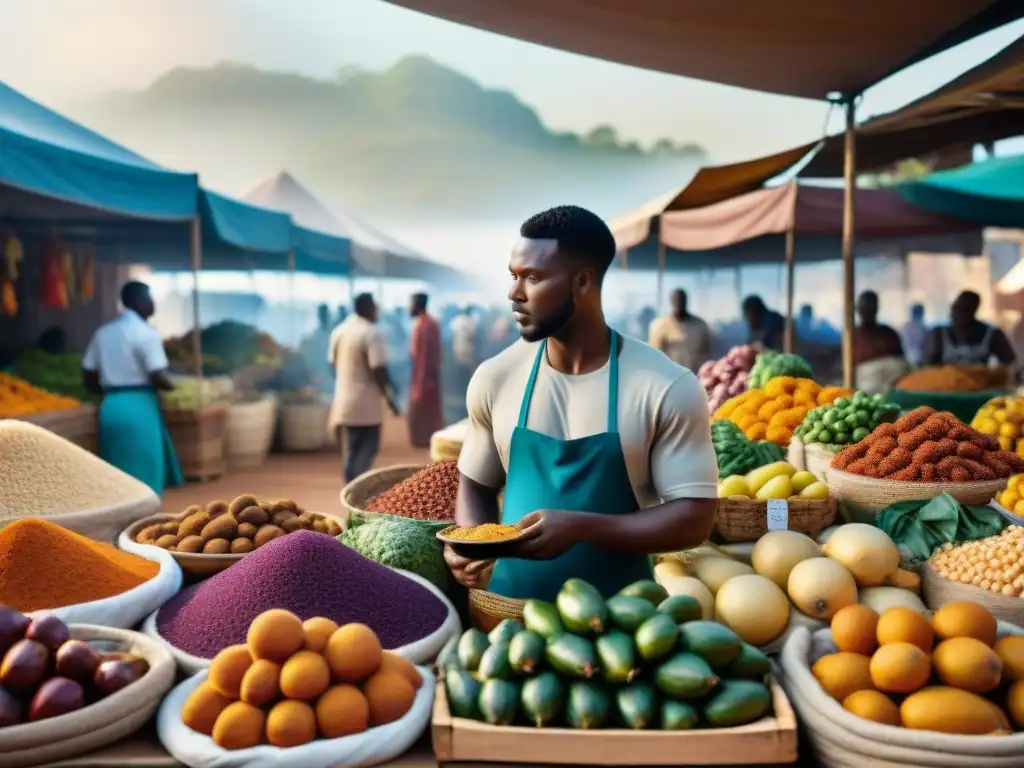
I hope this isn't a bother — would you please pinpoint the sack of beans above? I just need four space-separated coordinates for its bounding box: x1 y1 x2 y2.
0 517 182 628
0 421 161 543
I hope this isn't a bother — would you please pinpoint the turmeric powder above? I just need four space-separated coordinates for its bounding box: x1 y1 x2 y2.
444 524 521 542
0 518 159 611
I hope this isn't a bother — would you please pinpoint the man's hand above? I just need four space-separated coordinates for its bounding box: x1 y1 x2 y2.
511 509 586 560
443 544 494 589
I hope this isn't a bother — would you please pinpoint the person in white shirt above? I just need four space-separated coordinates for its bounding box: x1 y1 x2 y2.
450 307 477 396
82 281 182 493
328 293 400 482
648 289 713 371
444 205 718 601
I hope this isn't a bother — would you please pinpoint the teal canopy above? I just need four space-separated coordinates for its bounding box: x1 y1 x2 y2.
899 155 1024 229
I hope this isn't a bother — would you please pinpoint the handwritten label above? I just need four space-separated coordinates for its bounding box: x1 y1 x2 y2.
766 499 789 532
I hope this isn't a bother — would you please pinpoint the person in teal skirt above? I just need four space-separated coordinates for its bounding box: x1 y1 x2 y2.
82 281 183 494
443 206 718 602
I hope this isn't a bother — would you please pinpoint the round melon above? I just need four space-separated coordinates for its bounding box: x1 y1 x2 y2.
822 523 900 587
788 557 858 620
715 574 791 646
751 531 821 589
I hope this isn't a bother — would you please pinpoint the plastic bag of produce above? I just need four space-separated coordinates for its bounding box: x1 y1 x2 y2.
778 624 1024 767
42 545 182 629
157 667 434 768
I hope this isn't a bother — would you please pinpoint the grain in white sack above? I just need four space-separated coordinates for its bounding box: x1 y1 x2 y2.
0 420 155 518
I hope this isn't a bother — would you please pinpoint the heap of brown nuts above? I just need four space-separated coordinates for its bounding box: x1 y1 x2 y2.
134 495 343 555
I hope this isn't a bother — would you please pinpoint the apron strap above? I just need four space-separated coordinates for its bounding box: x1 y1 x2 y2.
517 340 548 429
607 329 620 434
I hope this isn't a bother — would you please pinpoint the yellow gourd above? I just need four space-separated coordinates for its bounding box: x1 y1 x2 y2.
901 687 1008 735
690 555 754 595
787 557 858 620
714 574 790 646
881 568 921 593
931 601 998 647
822 523 901 587
870 642 931 694
932 637 1002 694
811 652 874 702
750 530 821 589
857 587 927 616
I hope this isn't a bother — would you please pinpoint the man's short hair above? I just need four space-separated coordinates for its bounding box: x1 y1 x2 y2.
412 293 428 310
520 205 617 277
120 281 150 307
955 291 981 313
354 292 375 316
742 295 765 314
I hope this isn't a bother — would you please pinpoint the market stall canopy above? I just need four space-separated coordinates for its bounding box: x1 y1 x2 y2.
899 154 1024 228
381 0 1018 98
996 257 1024 296
244 171 479 286
618 182 982 271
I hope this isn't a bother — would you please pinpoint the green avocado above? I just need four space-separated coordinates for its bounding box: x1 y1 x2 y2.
635 613 680 661
478 678 521 726
477 642 514 681
595 629 638 684
679 621 744 667
723 644 772 680
702 680 772 727
521 671 564 727
654 652 720 699
445 668 482 720
436 634 461 676
557 582 607 634
606 595 657 632
617 579 669 607
488 618 523 646
616 682 658 730
457 628 490 672
566 681 611 730
657 595 703 625
546 634 596 679
508 630 547 675
660 699 699 730
523 599 565 639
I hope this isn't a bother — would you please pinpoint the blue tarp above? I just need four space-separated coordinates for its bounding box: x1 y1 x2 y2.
899 155 1024 229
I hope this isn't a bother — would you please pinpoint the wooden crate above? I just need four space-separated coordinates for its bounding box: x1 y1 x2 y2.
431 678 797 766
19 404 98 453
162 404 229 482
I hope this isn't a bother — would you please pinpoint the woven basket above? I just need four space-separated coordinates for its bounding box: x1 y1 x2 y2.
785 439 838 481
921 562 1024 625
826 467 1008 523
340 464 429 518
225 395 277 469
280 402 330 451
430 419 468 463
715 497 837 542
469 589 525 632
162 404 229 482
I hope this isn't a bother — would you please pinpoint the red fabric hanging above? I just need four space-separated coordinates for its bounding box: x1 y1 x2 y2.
40 246 69 309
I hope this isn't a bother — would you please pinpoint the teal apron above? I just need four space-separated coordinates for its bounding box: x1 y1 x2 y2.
99 386 183 495
488 330 653 602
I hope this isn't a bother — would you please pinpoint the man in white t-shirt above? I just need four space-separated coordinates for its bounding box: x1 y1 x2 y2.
648 288 713 371
444 205 718 601
327 293 399 482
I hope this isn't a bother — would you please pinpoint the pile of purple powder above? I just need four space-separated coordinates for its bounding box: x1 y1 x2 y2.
156 530 449 658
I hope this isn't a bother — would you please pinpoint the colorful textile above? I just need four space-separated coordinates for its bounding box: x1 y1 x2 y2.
408 314 443 447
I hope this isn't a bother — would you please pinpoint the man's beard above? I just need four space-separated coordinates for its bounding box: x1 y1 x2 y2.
519 295 575 342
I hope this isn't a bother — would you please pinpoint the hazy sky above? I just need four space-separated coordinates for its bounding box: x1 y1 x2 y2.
2 0 1022 163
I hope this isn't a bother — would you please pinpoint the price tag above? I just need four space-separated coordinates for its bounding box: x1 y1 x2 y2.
766 499 789 532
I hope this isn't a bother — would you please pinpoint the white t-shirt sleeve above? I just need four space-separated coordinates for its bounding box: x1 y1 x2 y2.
326 328 340 365
82 337 99 372
366 327 387 369
650 372 718 500
457 362 506 489
135 326 169 374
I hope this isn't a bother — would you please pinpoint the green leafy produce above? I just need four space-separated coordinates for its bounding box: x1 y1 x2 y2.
877 492 1007 560
712 420 785 477
13 350 94 401
337 515 447 589
794 390 901 446
748 349 814 389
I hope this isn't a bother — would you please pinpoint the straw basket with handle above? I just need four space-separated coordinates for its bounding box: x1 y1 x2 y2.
715 497 837 542
339 463 455 532
921 562 1024 625
468 589 525 633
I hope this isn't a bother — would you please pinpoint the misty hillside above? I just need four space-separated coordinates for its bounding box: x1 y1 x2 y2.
79 57 705 222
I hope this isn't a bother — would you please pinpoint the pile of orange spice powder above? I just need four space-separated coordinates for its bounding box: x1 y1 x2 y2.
0 518 159 612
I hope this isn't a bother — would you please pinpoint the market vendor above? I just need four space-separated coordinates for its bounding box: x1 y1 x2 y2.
444 205 718 602
853 290 908 393
82 281 183 494
741 295 785 351
924 290 1017 369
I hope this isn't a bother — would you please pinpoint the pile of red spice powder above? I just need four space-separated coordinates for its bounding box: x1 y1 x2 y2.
155 530 448 659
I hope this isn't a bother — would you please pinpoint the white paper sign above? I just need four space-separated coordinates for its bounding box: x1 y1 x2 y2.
766 499 789 532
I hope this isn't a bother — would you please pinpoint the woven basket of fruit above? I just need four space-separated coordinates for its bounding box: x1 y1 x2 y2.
716 498 837 542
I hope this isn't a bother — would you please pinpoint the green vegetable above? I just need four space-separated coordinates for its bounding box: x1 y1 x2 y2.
546 634 596 678
723 644 772 680
635 613 679 661
606 595 657 632
488 618 522 646
13 350 96 401
794 391 902 447
508 630 546 674
616 682 657 729
617 579 668 607
702 680 772 727
523 600 565 639
679 621 743 667
557 581 607 634
660 700 699 730
446 669 482 720
877 492 1007 560
457 629 490 672
478 642 514 681
566 682 611 729
337 515 448 589
595 630 638 684
521 672 564 727
436 635 461 676
712 421 785 476
748 350 813 389
479 679 520 725
657 595 702 625
654 652 719 699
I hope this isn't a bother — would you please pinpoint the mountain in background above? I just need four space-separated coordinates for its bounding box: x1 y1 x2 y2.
79 57 705 223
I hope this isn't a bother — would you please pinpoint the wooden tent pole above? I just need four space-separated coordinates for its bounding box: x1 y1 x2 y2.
656 238 666 311
841 98 858 389
784 226 796 353
189 217 204 407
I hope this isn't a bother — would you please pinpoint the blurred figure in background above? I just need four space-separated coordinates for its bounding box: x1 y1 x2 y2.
902 304 927 367
925 291 1017 368
742 295 784 350
335 305 348 327
408 292 444 447
853 290 908 393
450 306 477 394
648 288 712 371
37 326 68 354
299 303 334 395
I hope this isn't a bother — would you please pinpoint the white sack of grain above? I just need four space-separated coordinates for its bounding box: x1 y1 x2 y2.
0 420 160 542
